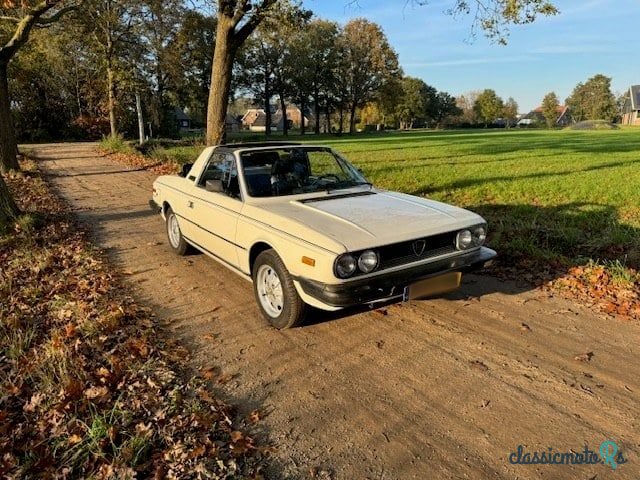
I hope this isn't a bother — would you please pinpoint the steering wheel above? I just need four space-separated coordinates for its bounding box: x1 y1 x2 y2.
314 174 341 184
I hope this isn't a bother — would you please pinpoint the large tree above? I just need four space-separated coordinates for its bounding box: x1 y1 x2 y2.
474 89 504 127
456 90 482 125
81 0 142 138
205 0 279 145
1 0 76 173
0 0 77 228
396 77 431 129
168 11 216 125
566 74 617 122
541 91 559 128
138 0 184 136
341 18 400 133
502 97 518 128
433 91 461 128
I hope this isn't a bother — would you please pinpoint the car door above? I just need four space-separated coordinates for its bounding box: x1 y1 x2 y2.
185 152 243 269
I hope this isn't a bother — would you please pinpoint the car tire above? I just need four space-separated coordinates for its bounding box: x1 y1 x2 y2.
252 249 307 329
165 207 189 256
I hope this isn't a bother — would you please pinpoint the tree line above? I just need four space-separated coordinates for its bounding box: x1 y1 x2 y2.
0 0 560 229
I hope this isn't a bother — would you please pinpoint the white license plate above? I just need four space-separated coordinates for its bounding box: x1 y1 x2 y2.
403 272 462 301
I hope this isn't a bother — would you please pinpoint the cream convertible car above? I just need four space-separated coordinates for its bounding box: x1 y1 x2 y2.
150 142 496 329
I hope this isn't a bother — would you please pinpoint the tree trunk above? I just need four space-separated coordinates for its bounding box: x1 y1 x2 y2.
206 20 236 146
0 61 19 173
338 104 344 134
325 102 331 134
107 57 117 138
0 173 19 231
313 89 320 135
136 93 145 146
299 98 306 135
264 82 271 136
279 93 288 136
349 103 357 134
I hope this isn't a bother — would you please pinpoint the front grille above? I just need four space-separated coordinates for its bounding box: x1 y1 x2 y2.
378 231 458 270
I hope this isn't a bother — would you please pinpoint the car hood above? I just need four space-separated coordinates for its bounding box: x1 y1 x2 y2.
251 190 485 252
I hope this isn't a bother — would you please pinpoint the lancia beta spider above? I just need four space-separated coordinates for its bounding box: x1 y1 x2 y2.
150 142 496 329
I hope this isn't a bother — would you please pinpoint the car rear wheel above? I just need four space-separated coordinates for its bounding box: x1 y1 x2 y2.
253 249 306 329
165 207 189 256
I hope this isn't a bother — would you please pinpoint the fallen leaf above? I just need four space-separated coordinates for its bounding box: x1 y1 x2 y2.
201 367 218 380
248 410 260 424
84 386 109 401
64 322 76 337
520 323 531 332
23 392 45 412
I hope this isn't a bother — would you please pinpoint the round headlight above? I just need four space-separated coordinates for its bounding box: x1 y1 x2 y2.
357 250 378 273
335 254 357 278
456 229 473 250
472 225 486 245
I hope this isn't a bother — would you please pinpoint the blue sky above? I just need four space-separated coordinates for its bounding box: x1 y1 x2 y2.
302 0 638 112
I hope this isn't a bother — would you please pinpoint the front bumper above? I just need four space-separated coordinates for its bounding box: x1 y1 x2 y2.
296 247 496 308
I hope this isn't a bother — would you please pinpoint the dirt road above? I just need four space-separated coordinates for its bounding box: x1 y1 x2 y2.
31 143 639 479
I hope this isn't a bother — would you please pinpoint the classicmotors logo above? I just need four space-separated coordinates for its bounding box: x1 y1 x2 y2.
509 440 627 470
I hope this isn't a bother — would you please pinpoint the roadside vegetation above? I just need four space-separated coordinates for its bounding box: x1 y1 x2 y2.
135 128 640 319
0 161 265 477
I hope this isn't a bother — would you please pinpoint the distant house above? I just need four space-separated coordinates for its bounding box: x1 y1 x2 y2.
524 105 572 126
276 106 316 130
248 112 277 132
241 108 264 128
621 85 640 126
242 105 316 131
175 107 192 132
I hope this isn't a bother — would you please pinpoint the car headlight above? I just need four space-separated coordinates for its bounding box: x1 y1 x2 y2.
335 254 357 278
472 225 486 246
456 229 473 250
357 250 378 273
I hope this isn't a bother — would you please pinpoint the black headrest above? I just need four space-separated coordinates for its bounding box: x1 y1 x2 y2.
271 157 294 176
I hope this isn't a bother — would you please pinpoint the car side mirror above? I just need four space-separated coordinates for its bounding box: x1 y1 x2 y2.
205 179 224 193
179 163 193 178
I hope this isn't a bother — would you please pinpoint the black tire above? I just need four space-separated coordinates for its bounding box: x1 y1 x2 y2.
165 207 189 256
252 249 307 329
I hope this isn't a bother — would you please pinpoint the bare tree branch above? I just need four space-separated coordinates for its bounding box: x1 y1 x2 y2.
36 5 78 25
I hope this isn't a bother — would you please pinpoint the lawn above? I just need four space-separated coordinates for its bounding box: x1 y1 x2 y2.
150 128 640 276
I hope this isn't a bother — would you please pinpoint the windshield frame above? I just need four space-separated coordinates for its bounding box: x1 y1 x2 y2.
237 146 370 199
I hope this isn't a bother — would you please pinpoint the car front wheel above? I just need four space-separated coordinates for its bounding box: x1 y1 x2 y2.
253 249 306 329
165 207 189 256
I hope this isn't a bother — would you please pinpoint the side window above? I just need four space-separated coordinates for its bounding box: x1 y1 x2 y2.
198 153 241 200
198 153 226 186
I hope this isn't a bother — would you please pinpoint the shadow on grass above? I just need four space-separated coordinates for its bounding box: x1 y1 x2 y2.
305 201 639 325
339 129 640 157
407 159 639 196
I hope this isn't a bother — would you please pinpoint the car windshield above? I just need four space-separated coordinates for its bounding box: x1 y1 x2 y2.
240 147 369 198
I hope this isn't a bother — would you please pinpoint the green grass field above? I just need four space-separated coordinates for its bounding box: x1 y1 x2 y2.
152 128 640 275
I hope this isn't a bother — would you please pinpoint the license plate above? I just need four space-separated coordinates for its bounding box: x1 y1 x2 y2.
403 272 462 301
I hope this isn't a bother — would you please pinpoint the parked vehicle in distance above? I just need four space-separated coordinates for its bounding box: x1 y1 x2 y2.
150 142 496 329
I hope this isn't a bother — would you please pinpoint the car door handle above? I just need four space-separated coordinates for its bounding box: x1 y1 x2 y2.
187 201 194 208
